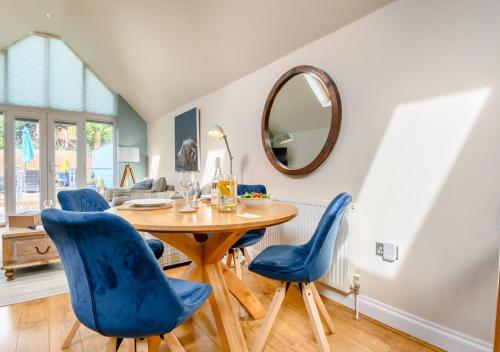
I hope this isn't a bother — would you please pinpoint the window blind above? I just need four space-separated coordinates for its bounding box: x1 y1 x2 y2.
85 69 116 116
0 51 5 103
7 35 46 107
48 38 84 112
2 34 116 116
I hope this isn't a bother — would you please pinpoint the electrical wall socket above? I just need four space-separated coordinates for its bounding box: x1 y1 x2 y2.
376 242 398 262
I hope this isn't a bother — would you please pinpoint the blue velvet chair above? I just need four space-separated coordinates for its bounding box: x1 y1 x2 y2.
226 184 267 273
41 209 212 352
249 192 352 352
57 188 164 260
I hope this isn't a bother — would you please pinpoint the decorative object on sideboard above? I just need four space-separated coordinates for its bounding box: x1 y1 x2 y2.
208 125 234 174
8 212 41 228
118 146 140 187
261 65 342 176
175 108 200 172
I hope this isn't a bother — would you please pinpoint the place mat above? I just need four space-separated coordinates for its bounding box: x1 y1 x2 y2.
237 213 262 219
117 203 173 211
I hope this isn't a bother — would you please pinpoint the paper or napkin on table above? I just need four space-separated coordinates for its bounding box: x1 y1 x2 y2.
237 213 261 219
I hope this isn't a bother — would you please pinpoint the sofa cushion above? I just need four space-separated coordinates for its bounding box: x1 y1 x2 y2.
151 177 167 192
111 195 131 206
131 179 153 190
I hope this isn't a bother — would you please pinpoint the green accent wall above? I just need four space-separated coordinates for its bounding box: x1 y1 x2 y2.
116 95 148 183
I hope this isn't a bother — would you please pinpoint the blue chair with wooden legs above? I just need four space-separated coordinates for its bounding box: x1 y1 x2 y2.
41 209 212 352
57 188 165 260
249 193 352 352
226 184 267 277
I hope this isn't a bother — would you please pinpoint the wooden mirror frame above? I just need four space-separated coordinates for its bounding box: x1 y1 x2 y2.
261 65 342 176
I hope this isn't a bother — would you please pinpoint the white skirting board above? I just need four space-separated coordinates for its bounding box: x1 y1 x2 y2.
317 284 493 352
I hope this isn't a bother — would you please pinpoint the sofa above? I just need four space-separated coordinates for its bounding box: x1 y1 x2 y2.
103 177 175 206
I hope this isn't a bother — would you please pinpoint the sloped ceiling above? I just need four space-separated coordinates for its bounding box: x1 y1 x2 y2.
0 0 392 121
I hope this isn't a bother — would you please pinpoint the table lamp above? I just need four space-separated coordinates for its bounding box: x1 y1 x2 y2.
118 147 140 187
208 124 234 174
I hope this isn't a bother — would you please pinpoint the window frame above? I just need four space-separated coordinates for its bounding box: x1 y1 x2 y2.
0 104 116 224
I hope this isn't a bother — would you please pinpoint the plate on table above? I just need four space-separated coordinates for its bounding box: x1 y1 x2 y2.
127 198 173 208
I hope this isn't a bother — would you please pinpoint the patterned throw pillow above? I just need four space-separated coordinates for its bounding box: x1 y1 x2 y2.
131 179 153 190
111 195 131 206
151 177 167 192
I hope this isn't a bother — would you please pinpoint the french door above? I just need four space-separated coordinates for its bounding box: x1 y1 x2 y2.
5 110 47 215
0 107 116 223
47 113 86 207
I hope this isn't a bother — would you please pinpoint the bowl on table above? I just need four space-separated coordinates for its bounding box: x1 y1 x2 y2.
239 196 272 208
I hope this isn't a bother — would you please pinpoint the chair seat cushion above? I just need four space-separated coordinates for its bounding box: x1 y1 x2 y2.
167 277 213 326
232 229 265 249
146 239 164 259
248 244 314 283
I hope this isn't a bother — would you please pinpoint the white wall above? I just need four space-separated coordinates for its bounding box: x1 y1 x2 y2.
149 0 500 345
285 127 329 169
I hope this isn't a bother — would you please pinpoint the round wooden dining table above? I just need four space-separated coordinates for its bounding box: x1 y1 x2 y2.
108 200 298 352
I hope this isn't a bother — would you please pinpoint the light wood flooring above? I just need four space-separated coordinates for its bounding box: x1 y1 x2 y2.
0 266 442 352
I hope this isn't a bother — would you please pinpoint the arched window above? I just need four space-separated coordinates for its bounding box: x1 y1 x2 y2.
0 33 116 116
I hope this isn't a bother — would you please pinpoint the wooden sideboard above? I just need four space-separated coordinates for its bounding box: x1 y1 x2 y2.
1 227 60 281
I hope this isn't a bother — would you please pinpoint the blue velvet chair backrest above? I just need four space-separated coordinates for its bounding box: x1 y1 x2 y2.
237 184 266 196
237 184 267 236
303 193 352 281
41 209 186 337
57 188 110 212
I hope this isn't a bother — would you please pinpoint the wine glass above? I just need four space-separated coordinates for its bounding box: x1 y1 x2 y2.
179 171 195 209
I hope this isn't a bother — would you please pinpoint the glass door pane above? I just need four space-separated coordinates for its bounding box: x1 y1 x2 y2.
15 118 41 212
52 121 78 205
86 121 114 189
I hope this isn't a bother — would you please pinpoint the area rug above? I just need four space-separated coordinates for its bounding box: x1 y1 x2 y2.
0 261 68 306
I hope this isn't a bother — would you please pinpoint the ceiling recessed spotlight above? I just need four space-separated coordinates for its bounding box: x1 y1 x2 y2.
44 13 51 19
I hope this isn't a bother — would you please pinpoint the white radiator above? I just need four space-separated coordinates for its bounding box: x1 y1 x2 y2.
248 196 357 294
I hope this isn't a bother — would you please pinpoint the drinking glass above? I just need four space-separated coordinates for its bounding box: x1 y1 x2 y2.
179 171 195 208
218 174 237 212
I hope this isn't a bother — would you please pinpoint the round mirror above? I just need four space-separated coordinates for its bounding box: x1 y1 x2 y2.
261 65 341 176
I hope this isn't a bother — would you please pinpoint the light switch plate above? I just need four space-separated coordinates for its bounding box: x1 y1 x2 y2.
382 243 398 262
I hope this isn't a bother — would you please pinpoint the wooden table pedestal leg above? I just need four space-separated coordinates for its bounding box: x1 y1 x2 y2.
204 263 248 352
220 264 266 320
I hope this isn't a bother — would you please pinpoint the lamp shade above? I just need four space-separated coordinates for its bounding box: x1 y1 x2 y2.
118 147 140 163
275 132 294 145
208 124 225 138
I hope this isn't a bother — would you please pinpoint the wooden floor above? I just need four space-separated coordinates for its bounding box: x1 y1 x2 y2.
0 266 441 352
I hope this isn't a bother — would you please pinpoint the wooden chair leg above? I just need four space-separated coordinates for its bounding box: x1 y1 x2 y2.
129 336 161 352
233 249 242 280
103 337 117 352
242 248 252 265
252 282 288 352
62 319 81 349
232 249 246 318
164 332 186 352
310 283 336 334
226 250 233 267
302 283 330 352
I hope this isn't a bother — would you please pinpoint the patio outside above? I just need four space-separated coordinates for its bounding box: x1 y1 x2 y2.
0 115 114 223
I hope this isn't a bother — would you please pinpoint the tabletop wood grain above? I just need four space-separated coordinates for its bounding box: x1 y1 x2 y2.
107 201 298 233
